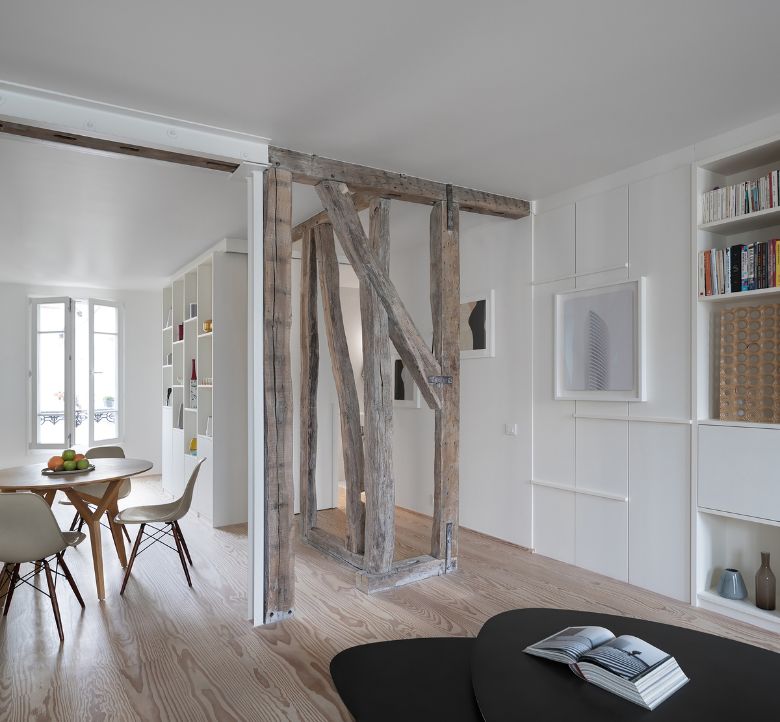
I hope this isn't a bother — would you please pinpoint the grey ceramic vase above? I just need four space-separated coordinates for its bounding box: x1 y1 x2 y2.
755 552 776 611
717 568 748 600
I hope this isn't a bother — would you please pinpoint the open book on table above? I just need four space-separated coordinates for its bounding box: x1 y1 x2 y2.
524 626 689 710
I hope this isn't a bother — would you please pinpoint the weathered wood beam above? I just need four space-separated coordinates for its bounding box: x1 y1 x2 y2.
0 120 240 173
292 192 374 243
315 180 443 411
430 199 460 570
269 146 530 219
299 226 319 536
263 167 295 623
356 555 445 594
307 527 365 570
315 223 366 555
361 198 395 575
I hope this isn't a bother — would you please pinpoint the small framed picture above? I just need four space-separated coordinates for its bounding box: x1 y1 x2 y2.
460 289 495 359
392 355 421 408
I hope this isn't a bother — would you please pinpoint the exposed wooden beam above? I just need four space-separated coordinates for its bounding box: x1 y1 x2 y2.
292 192 374 243
307 527 365 570
315 223 366 555
355 555 445 594
263 167 295 623
315 180 443 411
299 226 319 536
430 199 460 569
361 198 395 575
269 146 530 219
0 120 240 173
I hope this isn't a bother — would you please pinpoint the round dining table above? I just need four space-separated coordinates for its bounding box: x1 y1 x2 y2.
0 458 153 600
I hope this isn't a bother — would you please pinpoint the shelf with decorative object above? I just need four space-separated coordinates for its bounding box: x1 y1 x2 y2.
694 134 780 630
160 239 247 527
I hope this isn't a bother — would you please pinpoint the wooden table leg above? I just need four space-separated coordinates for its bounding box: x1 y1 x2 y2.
106 499 128 568
65 479 125 600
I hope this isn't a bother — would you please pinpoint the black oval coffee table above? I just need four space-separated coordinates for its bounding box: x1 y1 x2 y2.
472 608 780 721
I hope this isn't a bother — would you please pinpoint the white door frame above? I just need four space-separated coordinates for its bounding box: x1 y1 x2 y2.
2 81 269 625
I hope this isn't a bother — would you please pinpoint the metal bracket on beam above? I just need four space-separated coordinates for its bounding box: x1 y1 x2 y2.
428 375 453 386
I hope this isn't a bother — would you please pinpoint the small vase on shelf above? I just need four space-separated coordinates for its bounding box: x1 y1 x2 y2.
755 552 776 611
189 359 198 410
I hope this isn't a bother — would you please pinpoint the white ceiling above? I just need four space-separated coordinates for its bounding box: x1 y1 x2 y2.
4 0 780 287
0 134 246 289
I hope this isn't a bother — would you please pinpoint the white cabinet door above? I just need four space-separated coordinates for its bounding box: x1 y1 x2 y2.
699 424 780 523
171 428 184 499
533 485 576 564
161 407 173 496
576 495 628 581
629 423 690 601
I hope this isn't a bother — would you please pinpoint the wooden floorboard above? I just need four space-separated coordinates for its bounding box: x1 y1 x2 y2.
1 478 778 721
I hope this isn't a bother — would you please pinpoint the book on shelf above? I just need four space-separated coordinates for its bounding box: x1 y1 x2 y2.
701 169 780 224
698 239 780 296
524 625 689 710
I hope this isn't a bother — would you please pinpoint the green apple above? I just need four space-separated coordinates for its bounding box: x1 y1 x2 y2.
62 449 76 461
76 459 90 470
63 460 77 472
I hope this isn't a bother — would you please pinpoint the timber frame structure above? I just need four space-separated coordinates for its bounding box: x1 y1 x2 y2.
263 146 530 622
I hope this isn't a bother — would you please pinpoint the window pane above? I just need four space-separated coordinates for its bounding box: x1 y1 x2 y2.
94 304 118 333
37 329 65 446
38 302 64 332
94 330 118 441
74 300 89 448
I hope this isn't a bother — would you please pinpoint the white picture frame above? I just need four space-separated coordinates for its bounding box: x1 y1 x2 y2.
392 354 421 409
460 289 495 359
554 277 646 402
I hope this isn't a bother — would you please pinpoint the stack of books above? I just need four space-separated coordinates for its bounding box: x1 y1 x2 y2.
699 240 780 296
701 170 780 224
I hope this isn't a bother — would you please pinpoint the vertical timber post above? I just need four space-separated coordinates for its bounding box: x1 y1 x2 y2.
299 226 319 536
430 191 460 571
315 223 366 555
361 198 395 574
263 167 295 622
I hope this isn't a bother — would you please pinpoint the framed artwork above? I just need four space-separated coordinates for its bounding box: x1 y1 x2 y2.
460 289 495 359
554 278 646 401
392 355 421 408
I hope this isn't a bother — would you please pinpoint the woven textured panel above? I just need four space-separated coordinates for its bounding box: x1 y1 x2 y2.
719 303 780 423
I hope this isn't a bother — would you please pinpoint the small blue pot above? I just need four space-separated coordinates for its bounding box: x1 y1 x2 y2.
717 568 748 600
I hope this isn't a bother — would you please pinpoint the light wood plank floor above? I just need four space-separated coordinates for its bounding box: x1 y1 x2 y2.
1 478 778 721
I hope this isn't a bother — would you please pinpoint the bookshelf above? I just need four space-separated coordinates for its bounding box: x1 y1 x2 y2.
161 239 248 527
693 137 780 630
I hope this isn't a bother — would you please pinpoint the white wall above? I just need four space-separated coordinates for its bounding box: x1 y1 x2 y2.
0 281 161 471
532 159 693 601
389 208 534 548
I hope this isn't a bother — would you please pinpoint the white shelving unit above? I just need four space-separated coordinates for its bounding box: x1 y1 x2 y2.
161 238 248 527
693 137 780 630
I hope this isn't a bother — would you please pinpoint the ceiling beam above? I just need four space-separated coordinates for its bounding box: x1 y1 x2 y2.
0 120 241 173
268 146 530 220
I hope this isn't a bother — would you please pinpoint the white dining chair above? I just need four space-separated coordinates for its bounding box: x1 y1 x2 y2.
0 493 86 641
62 445 132 543
115 458 206 595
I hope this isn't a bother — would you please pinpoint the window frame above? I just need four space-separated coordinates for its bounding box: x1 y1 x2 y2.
29 295 123 450
88 298 123 445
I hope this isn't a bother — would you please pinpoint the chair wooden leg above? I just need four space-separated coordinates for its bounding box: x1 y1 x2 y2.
173 522 193 566
56 553 85 609
3 564 19 616
120 524 145 596
122 525 131 543
77 516 85 533
69 512 81 532
171 523 192 587
43 560 64 642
